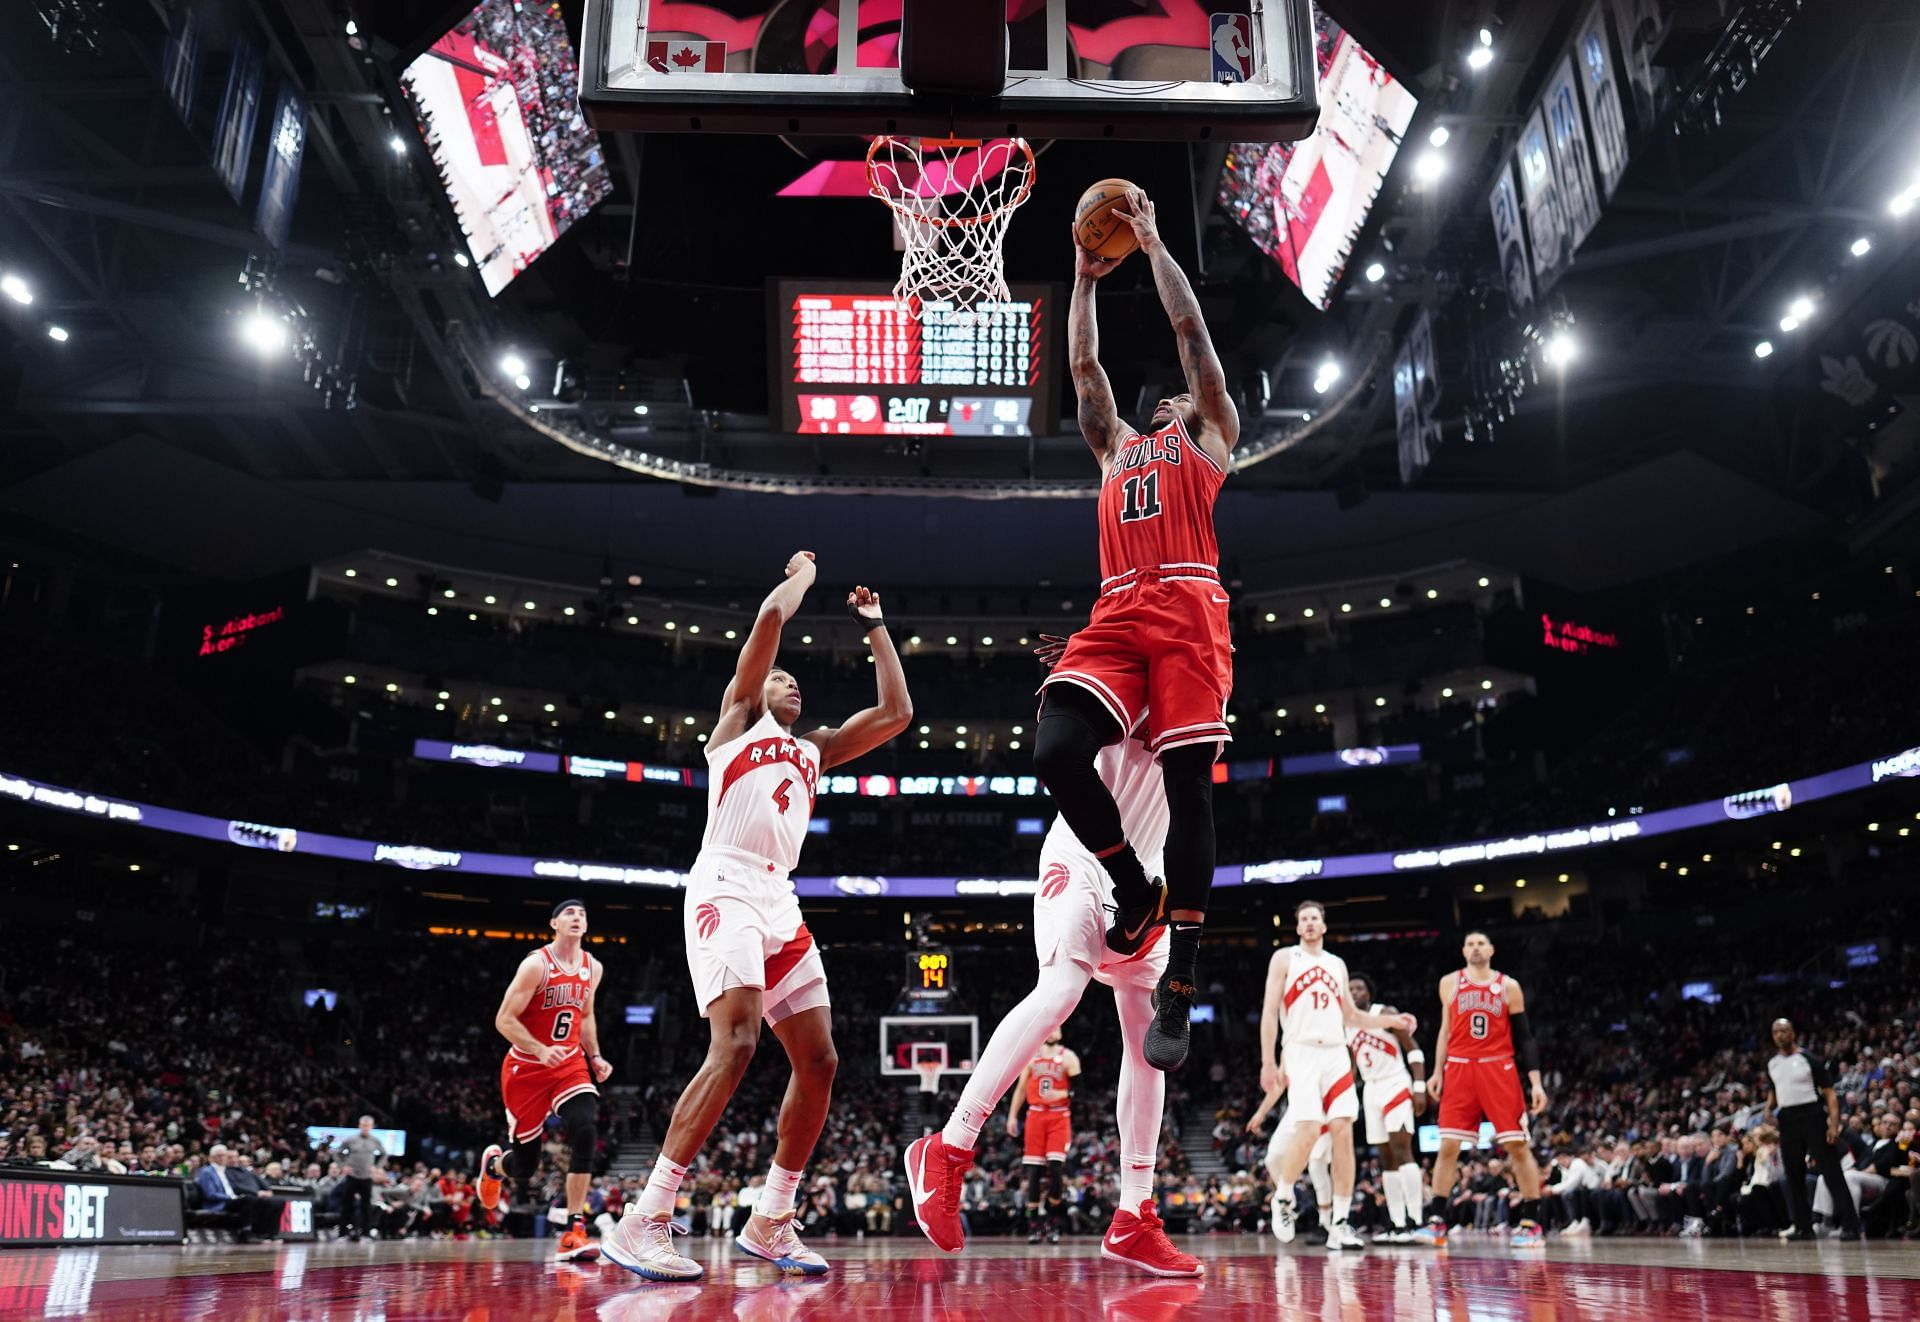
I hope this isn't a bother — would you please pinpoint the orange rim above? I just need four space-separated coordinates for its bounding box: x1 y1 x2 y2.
866 136 1037 230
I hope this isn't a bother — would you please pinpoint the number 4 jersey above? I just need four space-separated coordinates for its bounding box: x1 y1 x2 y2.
701 709 822 874
1041 413 1235 756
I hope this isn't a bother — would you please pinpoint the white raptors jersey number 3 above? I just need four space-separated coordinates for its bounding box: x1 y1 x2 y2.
1280 947 1349 1048
702 710 821 873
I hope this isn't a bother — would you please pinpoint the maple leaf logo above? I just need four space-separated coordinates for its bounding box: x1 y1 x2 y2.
673 45 703 69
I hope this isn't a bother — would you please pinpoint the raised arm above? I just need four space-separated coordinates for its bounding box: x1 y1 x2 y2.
1069 230 1126 460
715 551 816 744
1113 188 1240 451
804 586 913 771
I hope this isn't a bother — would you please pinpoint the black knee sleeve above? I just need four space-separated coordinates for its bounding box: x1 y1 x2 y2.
504 1137 542 1185
1159 744 1217 914
558 1093 599 1173
1023 1162 1045 1205
1046 1158 1065 1202
1037 689 1150 904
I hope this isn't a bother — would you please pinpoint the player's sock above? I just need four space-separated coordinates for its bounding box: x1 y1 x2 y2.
1093 840 1152 909
1424 1196 1447 1222
1164 922 1202 984
1120 1153 1155 1209
1381 1168 1407 1227
757 1161 804 1220
941 1093 994 1152
1329 1193 1351 1226
634 1153 688 1218
1518 1197 1540 1225
1398 1164 1424 1226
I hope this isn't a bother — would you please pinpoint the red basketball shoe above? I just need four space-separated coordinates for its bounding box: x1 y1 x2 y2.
1101 1200 1202 1277
903 1133 974 1253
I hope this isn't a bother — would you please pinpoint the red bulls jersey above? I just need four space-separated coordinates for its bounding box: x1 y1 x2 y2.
1096 414 1226 583
512 945 595 1061
1025 1052 1073 1110
1447 968 1513 1062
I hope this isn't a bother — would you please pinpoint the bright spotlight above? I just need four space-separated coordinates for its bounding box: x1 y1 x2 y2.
1364 261 1386 283
1892 189 1917 217
1312 359 1342 395
388 134 406 155
345 19 358 36
1468 44 1494 71
498 352 528 378
513 373 532 391
633 404 650 415
1788 296 1814 321
1779 315 1800 333
46 325 69 342
453 252 471 268
1754 340 1775 359
1851 236 1872 257
1543 333 1577 368
1 274 32 305
241 312 289 353
1428 125 1451 148
1414 151 1446 183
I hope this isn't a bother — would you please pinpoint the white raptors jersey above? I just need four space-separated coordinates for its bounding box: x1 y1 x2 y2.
700 710 822 873
1347 1018 1412 1086
1279 946 1350 1047
1041 736 1169 883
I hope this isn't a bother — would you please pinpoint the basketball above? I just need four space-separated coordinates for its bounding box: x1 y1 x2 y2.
1074 179 1142 261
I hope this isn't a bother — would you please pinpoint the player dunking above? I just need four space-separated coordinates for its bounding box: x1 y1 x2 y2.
905 703 1202 1278
1347 974 1428 1241
1040 188 1240 1072
1260 900 1416 1251
604 552 913 1283
476 899 609 1263
1415 931 1550 1248
1009 1028 1080 1243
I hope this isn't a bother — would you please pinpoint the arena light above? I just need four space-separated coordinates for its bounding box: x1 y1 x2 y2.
484 594 497 605
1 273 33 305
564 606 577 617
1779 315 1801 333
981 636 994 646
946 635 959 645
343 674 357 684
683 716 696 726
1481 679 1494 690
513 373 532 391
1277 708 1288 718
436 690 449 699
544 703 556 713
384 682 399 693
1374 696 1386 707
388 134 406 155
686 623 697 633
384 576 399 587
1302 607 1315 618
1364 261 1386 283
46 325 68 342
1468 29 1495 72
633 404 650 416
499 352 528 378
1477 576 1490 587
1890 185 1918 216
956 725 968 735
241 311 288 353
918 725 930 734
523 600 536 610
1851 236 1872 257
626 615 639 625
1754 340 1775 359
1264 611 1277 622
344 19 358 36
1413 151 1447 183
344 569 357 577
725 629 737 640
1543 333 1578 369
1428 125 1451 148
1441 686 1453 698
1011 725 1024 735
1378 597 1392 609
1313 359 1342 395
1425 588 1437 599
1313 703 1326 714
800 633 812 644
1339 602 1352 613
1787 295 1814 321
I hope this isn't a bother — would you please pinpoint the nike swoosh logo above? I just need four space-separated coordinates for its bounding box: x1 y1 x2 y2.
907 1151 936 1208
1119 890 1164 943
1211 594 1229 603
1109 1230 1138 1245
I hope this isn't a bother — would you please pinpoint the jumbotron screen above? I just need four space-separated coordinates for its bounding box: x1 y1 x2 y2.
772 281 1058 437
1216 13 1417 309
401 1 612 297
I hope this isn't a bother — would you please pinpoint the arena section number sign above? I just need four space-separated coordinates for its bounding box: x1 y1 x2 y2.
773 280 1058 437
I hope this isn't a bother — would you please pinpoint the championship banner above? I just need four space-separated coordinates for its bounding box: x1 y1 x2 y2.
1410 307 1442 467
161 2 201 128
1517 104 1571 291
0 1171 185 1246
1577 4 1630 198
255 85 307 252
1488 157 1535 313
1608 0 1673 134
1393 330 1426 485
1544 54 1602 255
212 39 264 203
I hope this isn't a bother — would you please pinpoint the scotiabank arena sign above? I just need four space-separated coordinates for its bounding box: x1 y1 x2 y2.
0 1172 184 1246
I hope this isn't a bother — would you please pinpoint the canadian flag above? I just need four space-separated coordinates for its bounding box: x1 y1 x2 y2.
646 39 725 74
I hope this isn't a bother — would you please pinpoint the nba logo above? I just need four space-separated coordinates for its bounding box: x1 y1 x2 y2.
1210 14 1255 84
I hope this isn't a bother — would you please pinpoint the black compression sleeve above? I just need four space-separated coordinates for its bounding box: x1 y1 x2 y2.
1509 1010 1540 1075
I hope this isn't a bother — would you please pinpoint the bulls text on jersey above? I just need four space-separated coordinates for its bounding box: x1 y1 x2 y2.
1110 426 1184 476
541 981 591 1011
1455 981 1506 1018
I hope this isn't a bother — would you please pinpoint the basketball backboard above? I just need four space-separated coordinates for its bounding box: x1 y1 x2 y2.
879 1014 979 1087
579 1 1318 142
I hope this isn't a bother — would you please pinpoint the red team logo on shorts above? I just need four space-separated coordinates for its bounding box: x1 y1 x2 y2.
696 902 721 941
1040 863 1071 900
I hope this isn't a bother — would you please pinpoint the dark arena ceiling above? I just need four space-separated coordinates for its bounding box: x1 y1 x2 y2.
2 0 1919 598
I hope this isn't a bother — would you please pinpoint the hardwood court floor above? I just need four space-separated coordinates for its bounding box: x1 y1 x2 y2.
3 1230 1915 1319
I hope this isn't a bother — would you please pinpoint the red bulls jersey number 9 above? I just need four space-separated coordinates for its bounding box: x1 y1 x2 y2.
1448 969 1512 1061
1097 415 1225 581
518 947 594 1052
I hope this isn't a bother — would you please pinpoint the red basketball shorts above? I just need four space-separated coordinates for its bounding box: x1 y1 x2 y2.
1436 1057 1529 1146
1022 1107 1072 1163
1043 578 1233 756
500 1048 596 1144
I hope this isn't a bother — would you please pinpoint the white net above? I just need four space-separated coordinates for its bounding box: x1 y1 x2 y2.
867 136 1036 320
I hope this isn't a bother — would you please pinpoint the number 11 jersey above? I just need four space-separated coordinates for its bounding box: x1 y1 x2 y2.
702 709 822 874
1095 413 1226 582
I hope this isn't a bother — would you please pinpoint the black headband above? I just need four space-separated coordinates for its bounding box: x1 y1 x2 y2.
551 898 587 921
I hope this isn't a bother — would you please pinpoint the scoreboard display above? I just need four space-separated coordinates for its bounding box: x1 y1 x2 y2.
773 280 1058 437
904 948 956 1004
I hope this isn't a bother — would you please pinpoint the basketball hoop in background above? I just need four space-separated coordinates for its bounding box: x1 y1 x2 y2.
867 136 1036 319
908 1042 949 1095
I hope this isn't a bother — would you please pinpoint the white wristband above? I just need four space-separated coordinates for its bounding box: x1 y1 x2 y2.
1412 1081 1427 1093
1406 1049 1426 1065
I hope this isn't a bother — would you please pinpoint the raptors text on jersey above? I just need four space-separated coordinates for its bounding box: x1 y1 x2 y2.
1096 414 1225 581
1280 947 1350 1047
702 710 822 873
1348 1023 1409 1083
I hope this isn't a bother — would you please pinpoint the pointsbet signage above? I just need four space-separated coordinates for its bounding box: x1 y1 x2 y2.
0 1173 184 1246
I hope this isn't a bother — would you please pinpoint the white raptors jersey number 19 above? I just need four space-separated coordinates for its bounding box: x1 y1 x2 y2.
702 710 821 873
1280 947 1349 1047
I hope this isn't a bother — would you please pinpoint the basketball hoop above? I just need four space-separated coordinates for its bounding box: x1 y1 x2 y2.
867 136 1036 319
914 1061 943 1095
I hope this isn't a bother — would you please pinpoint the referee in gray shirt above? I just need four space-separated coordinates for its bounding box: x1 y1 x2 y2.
1764 1018 1858 1240
339 1116 387 1242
